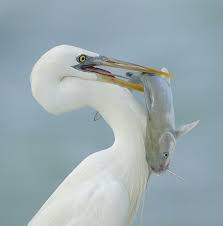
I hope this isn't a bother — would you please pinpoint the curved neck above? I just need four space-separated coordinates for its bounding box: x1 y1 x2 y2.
89 84 147 158
89 84 149 225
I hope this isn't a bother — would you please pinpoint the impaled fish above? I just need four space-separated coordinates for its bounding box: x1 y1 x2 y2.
126 68 199 174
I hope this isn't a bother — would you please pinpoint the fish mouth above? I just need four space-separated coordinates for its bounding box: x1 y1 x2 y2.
150 164 169 174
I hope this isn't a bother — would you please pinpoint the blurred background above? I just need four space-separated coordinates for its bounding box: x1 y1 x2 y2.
0 0 222 225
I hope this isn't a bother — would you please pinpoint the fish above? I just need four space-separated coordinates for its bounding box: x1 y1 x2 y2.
126 68 199 174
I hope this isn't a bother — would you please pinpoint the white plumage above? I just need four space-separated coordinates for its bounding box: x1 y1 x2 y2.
29 45 151 226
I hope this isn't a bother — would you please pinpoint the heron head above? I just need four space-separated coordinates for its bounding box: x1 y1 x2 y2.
31 45 173 114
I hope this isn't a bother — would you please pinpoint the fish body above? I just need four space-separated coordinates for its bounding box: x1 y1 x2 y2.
126 69 199 174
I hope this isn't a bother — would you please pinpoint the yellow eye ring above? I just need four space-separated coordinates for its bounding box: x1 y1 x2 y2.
78 54 87 63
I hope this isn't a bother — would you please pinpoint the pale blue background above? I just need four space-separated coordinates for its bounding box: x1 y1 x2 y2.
0 0 222 225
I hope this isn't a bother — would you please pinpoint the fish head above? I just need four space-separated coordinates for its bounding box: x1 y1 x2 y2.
147 131 176 174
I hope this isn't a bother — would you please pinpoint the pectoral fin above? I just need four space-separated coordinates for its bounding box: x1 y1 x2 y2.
94 112 102 121
175 120 200 138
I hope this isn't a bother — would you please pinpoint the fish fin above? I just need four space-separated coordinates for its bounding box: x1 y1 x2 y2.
141 77 154 112
94 111 102 121
175 120 200 138
161 67 171 85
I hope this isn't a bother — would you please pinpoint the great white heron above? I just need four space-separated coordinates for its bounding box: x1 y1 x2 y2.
29 45 176 226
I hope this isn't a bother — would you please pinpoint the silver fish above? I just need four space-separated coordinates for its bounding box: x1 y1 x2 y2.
126 68 199 174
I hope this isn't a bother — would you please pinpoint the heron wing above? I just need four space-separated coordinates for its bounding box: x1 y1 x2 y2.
28 153 129 226
65 180 129 226
28 178 129 226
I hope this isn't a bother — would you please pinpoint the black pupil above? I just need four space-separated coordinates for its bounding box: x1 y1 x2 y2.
80 56 86 61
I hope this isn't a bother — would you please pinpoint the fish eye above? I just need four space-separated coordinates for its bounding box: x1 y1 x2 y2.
162 152 169 160
78 54 87 63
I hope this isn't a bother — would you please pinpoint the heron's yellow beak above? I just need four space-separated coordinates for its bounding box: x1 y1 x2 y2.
76 55 174 92
97 56 174 78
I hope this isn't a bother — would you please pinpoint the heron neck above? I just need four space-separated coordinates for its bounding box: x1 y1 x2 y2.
89 84 147 159
90 84 149 225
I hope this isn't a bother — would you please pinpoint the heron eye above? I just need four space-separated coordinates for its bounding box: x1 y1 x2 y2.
162 152 169 160
78 54 87 63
